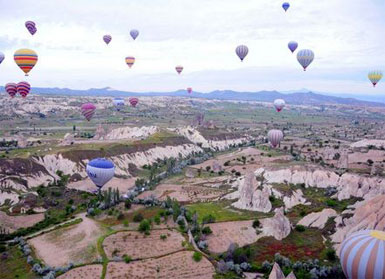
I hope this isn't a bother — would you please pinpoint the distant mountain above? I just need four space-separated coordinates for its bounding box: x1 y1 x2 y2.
1 86 384 107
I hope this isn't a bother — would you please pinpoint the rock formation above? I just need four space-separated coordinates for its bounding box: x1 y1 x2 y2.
261 207 291 240
268 263 285 279
104 126 158 140
282 189 310 209
297 208 337 229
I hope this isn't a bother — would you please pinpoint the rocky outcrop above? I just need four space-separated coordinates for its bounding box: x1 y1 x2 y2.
104 126 158 140
232 172 272 213
261 207 291 241
268 263 285 279
351 139 385 149
282 189 310 209
331 195 385 250
297 208 337 229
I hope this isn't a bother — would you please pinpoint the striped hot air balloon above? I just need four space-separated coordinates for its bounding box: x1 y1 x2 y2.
125 56 135 68
368 71 383 87
113 98 124 111
340 230 385 279
129 97 139 107
187 87 192 94
297 49 314 71
103 35 112 45
274 99 286 112
175 65 183 74
288 41 298 53
86 158 115 190
236 45 248 61
267 129 283 148
17 81 31 98
130 29 139 40
0 52 4 64
81 103 96 121
14 49 38 76
25 21 37 35
5 83 17 98
282 2 290 12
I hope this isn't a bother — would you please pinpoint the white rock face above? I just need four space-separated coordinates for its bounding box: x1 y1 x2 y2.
104 126 158 140
331 195 385 251
351 139 385 149
261 207 291 241
232 172 272 213
254 166 385 201
172 126 249 151
268 263 285 279
297 208 337 229
283 189 310 209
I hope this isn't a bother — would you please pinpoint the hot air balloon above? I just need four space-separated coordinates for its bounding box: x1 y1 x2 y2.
340 230 385 279
14 49 38 76
297 49 314 71
103 35 112 45
25 21 37 35
86 158 115 190
17 81 31 98
288 41 298 53
113 98 125 111
130 29 139 40
368 71 383 87
5 83 17 98
81 103 96 121
125 56 135 68
236 45 248 62
268 129 283 148
282 2 290 12
274 99 286 112
187 87 192 94
175 65 183 74
129 97 139 107
0 52 4 64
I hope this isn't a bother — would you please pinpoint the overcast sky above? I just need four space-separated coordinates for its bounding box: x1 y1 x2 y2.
1 0 385 95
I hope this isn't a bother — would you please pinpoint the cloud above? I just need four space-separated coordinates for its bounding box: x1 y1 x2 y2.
0 0 384 95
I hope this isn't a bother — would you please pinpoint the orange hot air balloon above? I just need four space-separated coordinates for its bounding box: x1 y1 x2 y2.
14 49 38 76
125 57 135 68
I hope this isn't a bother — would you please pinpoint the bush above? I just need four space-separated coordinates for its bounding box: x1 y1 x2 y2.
224 161 230 166
202 214 216 224
123 254 132 263
154 215 161 225
138 219 151 233
123 220 129 227
202 226 213 235
192 251 202 262
326 248 336 261
235 172 241 177
160 234 167 240
295 225 306 232
133 213 144 222
252 219 260 228
117 212 125 220
0 245 6 253
124 200 131 209
326 199 337 207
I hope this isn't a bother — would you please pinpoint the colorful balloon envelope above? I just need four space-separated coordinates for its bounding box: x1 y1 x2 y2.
86 158 115 189
81 103 96 121
368 70 383 87
340 230 385 279
297 49 314 71
274 99 286 112
236 45 248 62
288 41 298 53
25 21 37 35
187 87 192 94
5 83 17 98
0 52 4 64
17 81 31 98
129 97 139 107
14 49 38 76
125 56 135 68
282 2 290 12
113 98 125 111
130 29 139 40
175 65 183 74
103 35 112 45
268 129 283 148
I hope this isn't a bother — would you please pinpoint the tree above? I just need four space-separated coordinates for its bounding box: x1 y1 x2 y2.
72 125 76 131
206 166 211 172
133 213 144 222
241 156 246 165
138 219 151 234
192 251 202 262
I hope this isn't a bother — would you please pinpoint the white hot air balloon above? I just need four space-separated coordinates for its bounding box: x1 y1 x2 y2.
86 158 115 190
267 129 283 148
297 49 314 71
274 99 286 112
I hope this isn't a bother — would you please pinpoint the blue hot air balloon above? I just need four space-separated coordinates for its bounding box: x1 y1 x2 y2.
130 29 139 40
113 98 125 111
86 158 115 190
288 41 298 53
282 2 290 12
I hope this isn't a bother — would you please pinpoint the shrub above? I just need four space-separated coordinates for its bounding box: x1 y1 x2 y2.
154 215 161 225
123 254 132 263
295 225 306 232
252 219 260 228
160 234 167 240
326 248 336 261
133 213 144 222
0 245 6 253
235 171 241 176
326 199 337 207
124 200 131 209
224 161 230 166
123 220 129 227
202 226 213 235
192 251 202 262
138 219 151 233
202 214 216 224
117 212 125 220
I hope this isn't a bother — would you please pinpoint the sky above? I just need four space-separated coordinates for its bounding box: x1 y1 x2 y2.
1 0 385 95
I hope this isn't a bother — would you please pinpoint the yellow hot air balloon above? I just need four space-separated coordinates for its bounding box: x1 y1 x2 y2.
14 49 38 76
368 70 383 87
125 56 135 68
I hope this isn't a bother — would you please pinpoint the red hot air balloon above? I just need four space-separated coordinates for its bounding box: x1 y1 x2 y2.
187 87 192 94
5 83 17 98
25 21 37 35
17 81 31 98
129 97 139 107
81 103 96 121
175 65 183 74
103 35 112 45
